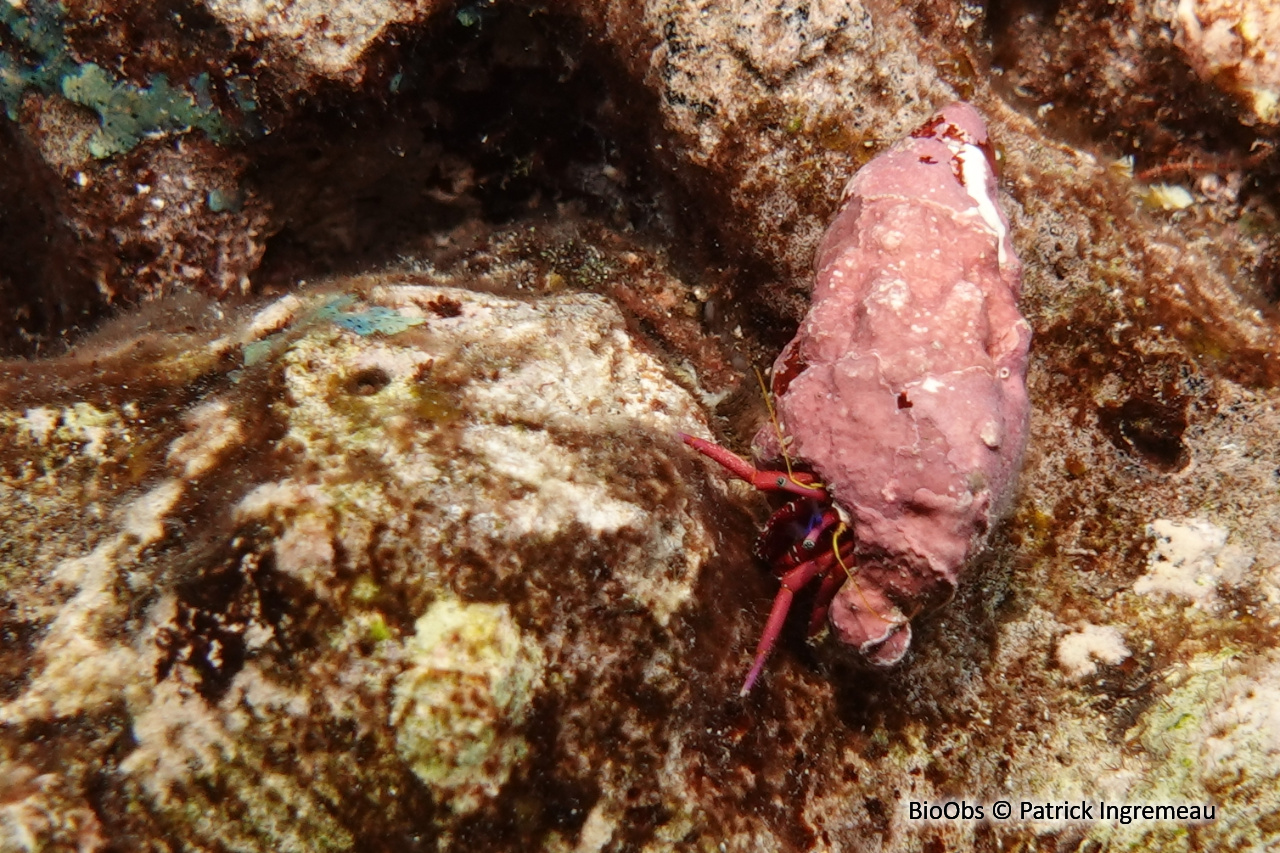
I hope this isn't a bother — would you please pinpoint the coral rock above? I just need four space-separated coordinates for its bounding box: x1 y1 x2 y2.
0 277 724 849
1177 0 1280 124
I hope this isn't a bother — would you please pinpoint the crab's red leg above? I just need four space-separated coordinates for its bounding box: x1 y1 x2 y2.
740 549 838 696
806 537 855 636
807 562 847 637
678 433 827 500
801 507 842 552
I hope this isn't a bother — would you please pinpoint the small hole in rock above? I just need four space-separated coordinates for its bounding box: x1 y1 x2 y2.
1096 394 1189 472
346 367 392 396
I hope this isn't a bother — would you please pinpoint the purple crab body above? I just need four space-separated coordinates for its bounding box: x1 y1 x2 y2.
684 102 1031 694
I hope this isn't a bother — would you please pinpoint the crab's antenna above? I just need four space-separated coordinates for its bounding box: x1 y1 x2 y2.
755 365 823 491
830 524 903 628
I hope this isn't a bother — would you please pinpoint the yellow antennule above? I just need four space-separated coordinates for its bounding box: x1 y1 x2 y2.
830 524 902 627
755 365 824 491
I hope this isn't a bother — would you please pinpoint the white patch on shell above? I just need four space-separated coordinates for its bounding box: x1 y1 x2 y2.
876 228 905 252
870 277 910 312
951 143 1009 267
978 419 1002 449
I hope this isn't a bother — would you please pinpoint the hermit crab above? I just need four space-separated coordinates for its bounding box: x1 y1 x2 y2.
685 102 1032 695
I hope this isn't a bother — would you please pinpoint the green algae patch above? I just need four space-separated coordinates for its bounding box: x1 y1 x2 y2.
390 598 544 814
2 1 246 157
60 63 232 159
241 293 428 369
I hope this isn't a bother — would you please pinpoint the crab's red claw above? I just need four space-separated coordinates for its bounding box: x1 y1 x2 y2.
678 433 754 480
679 433 827 500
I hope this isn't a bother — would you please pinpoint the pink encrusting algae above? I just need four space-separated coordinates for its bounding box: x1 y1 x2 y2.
686 102 1032 693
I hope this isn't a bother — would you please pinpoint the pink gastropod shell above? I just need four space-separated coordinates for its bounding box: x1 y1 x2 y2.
684 102 1032 694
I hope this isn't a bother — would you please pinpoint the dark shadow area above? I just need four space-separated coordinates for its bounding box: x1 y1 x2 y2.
1 0 726 359
0 126 101 355
984 0 1254 158
248 3 694 291
983 0 1280 317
